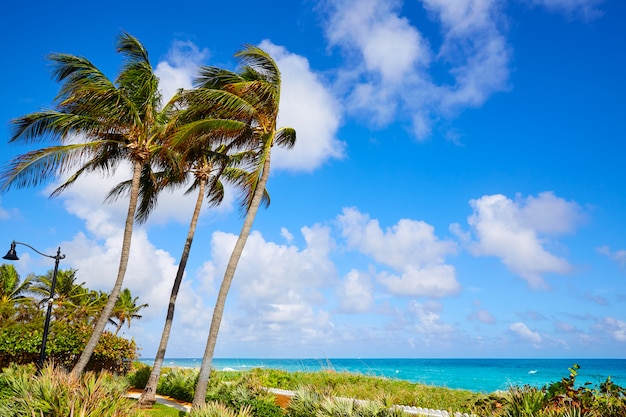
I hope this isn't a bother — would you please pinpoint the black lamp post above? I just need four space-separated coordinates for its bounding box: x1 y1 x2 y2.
3 240 65 369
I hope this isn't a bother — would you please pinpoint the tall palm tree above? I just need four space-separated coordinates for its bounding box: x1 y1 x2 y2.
134 121 263 407
191 45 296 408
109 288 148 335
0 32 175 376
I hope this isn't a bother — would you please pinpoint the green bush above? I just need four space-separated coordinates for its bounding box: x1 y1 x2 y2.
128 362 153 388
286 387 408 417
189 401 252 417
0 320 137 374
157 367 199 403
469 365 626 417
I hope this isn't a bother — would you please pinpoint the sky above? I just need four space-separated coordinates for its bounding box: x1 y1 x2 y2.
1 0 625 360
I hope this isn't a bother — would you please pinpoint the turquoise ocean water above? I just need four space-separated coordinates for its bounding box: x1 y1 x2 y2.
137 358 626 393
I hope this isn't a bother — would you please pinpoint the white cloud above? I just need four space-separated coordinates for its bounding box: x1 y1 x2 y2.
518 191 585 234
522 0 604 20
408 300 455 334
326 0 431 84
377 265 459 297
322 0 510 138
596 245 626 268
422 0 511 109
595 317 626 342
259 41 346 172
338 207 460 297
453 192 582 289
280 227 294 243
192 225 339 348
338 207 457 270
337 269 374 313
509 322 542 344
155 40 208 103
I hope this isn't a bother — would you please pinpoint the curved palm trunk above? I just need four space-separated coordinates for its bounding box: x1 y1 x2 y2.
71 160 142 376
138 179 206 408
191 150 272 409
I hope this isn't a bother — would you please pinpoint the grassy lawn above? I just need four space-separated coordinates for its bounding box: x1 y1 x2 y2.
136 403 187 416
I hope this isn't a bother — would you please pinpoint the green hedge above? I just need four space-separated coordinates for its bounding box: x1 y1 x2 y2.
0 321 137 374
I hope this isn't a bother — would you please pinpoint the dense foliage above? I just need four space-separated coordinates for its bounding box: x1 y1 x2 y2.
0 363 136 417
471 364 626 417
128 364 626 416
0 265 141 373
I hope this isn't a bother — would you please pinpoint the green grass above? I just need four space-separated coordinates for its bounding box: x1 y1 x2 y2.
136 402 188 416
128 364 484 413
243 367 481 412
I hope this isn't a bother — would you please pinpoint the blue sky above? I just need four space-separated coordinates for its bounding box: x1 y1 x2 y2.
1 0 625 359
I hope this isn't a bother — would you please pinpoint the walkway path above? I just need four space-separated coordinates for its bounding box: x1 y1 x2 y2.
126 390 192 413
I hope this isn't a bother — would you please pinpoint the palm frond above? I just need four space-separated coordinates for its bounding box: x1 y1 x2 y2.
195 67 242 90
0 142 119 193
274 127 296 149
10 111 118 144
235 45 281 84
48 53 116 100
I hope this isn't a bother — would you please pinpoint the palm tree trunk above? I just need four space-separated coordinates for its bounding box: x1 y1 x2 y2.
191 148 273 409
138 179 206 408
71 160 142 376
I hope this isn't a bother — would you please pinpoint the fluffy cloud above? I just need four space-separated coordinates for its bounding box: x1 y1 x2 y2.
408 300 455 335
194 226 338 348
259 40 346 172
326 0 431 84
452 192 584 289
337 269 374 313
338 207 460 297
509 322 542 344
155 40 208 103
322 0 510 138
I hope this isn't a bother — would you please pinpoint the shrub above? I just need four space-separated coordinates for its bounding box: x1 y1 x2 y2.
286 387 409 417
0 320 137 374
128 362 152 388
189 401 252 417
0 363 137 417
157 367 199 403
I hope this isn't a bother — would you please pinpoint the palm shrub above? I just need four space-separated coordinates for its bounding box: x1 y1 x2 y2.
285 387 324 417
503 386 546 417
189 401 252 417
0 363 136 416
203 372 282 417
128 363 152 388
157 367 199 403
287 387 409 417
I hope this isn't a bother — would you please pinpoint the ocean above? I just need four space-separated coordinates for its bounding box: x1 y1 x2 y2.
136 358 626 393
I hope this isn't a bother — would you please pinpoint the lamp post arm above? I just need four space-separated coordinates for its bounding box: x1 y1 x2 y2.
13 241 65 261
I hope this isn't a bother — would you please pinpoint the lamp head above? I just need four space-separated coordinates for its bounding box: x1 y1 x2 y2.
2 241 19 261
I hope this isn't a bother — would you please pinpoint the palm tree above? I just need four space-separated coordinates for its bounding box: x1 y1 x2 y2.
135 119 262 407
0 32 176 376
69 288 109 326
191 45 296 408
109 288 148 335
0 264 32 321
30 268 85 320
